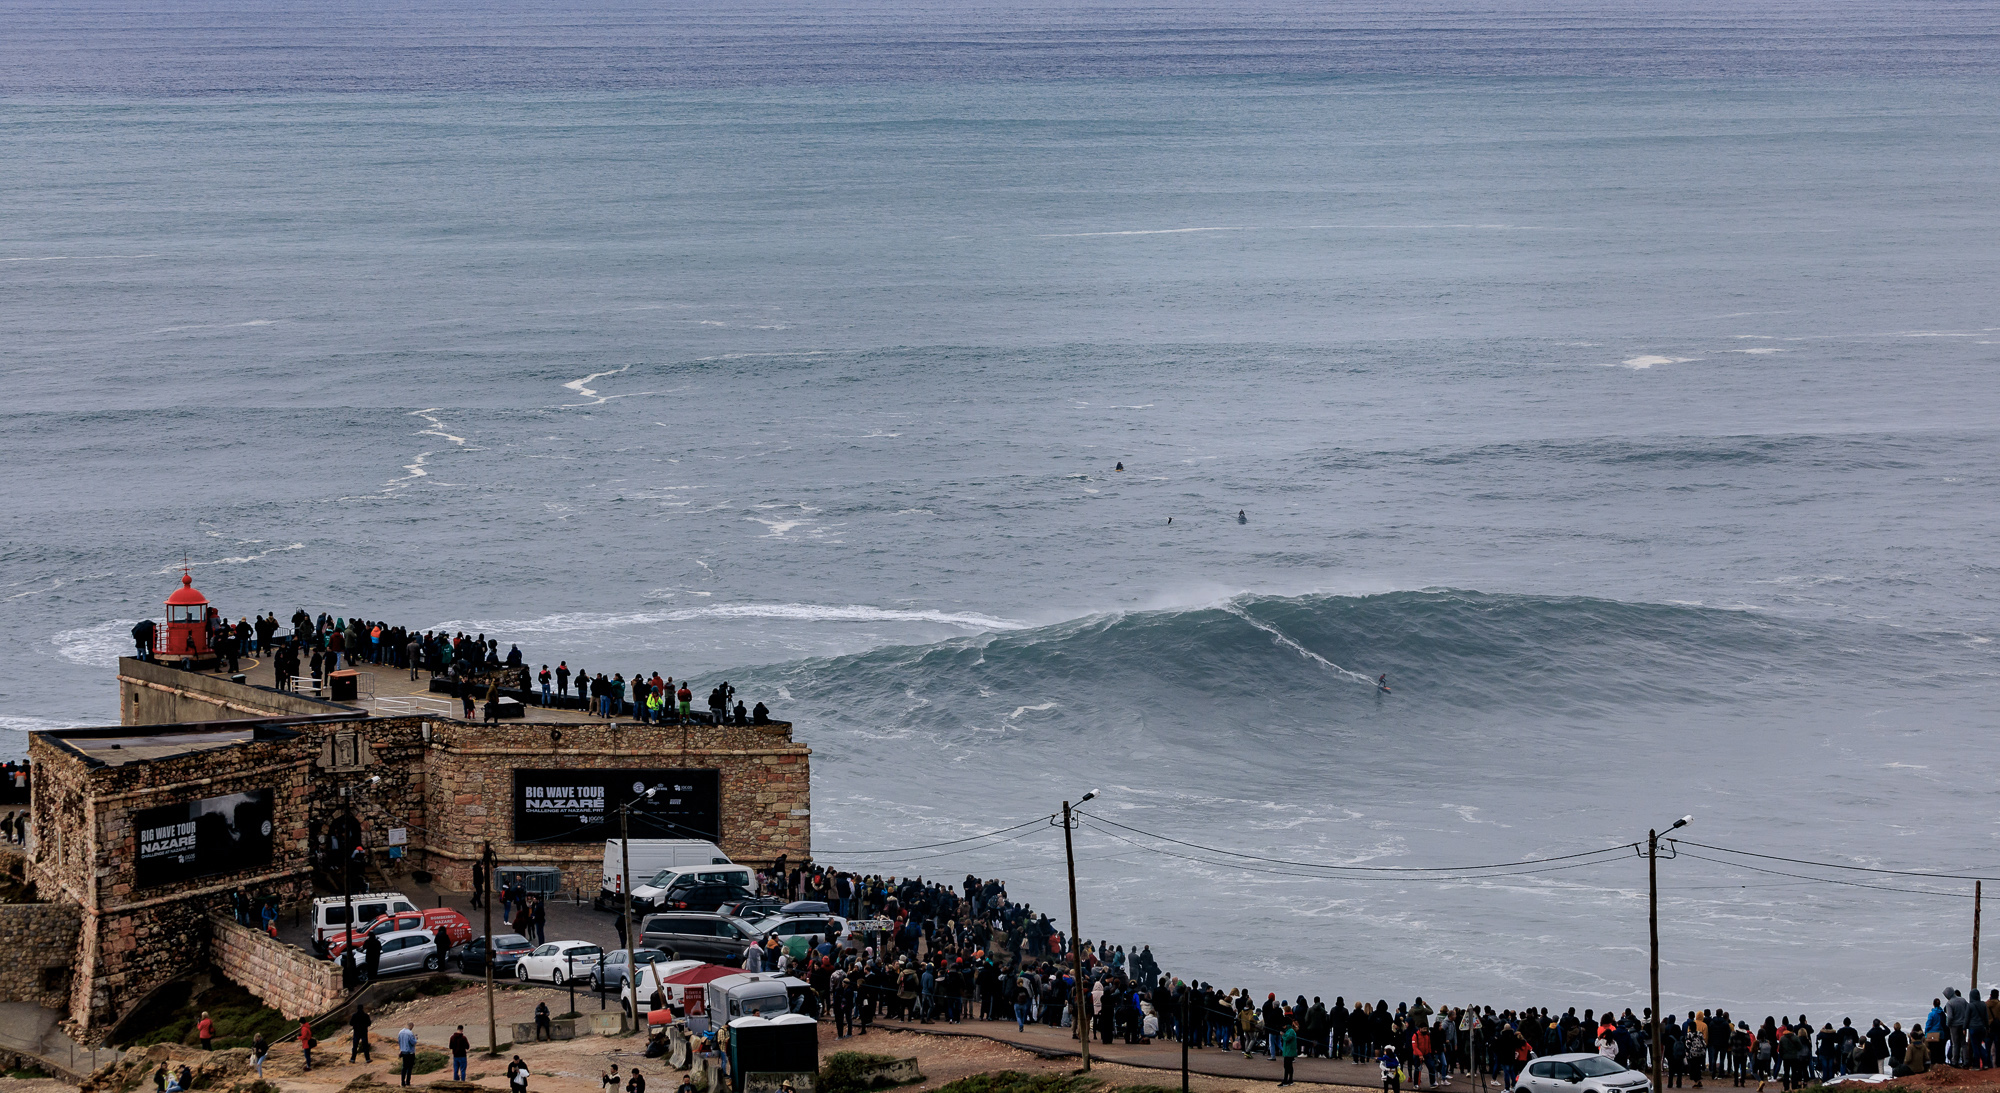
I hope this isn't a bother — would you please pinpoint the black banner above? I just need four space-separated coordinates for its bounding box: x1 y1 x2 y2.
134 789 275 888
512 768 721 844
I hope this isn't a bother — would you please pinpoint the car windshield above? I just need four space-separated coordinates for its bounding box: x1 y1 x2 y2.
570 945 603 957
1574 1058 1627 1077
646 870 679 887
496 935 530 948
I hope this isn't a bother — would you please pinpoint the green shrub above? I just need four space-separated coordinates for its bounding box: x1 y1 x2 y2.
125 977 290 1050
413 1052 450 1075
933 1073 1103 1093
818 1052 905 1093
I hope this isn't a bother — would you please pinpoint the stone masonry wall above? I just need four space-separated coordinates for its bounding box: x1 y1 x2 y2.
208 915 343 1019
27 709 808 1033
420 717 811 893
0 901 84 1010
28 730 320 1032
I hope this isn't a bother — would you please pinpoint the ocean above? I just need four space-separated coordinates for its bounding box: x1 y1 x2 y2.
5 0 2000 1019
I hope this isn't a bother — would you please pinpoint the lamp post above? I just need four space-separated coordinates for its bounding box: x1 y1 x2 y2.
1649 815 1691 1093
1062 789 1098 1072
619 785 665 1027
336 775 383 978
483 842 498 1056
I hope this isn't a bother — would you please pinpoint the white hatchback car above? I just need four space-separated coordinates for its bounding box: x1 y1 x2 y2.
1515 1053 1653 1093
515 941 605 984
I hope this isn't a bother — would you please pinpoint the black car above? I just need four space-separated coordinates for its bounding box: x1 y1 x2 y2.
449 933 534 975
660 883 756 912
717 897 786 920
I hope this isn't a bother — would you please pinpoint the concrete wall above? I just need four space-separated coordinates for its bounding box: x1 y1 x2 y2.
0 901 83 1009
118 657 352 727
208 915 343 1019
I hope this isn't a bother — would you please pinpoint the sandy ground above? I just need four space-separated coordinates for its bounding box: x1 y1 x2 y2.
197 984 1368 1093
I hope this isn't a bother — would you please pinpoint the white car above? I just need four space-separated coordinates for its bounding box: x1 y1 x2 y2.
1514 1053 1654 1093
515 940 605 984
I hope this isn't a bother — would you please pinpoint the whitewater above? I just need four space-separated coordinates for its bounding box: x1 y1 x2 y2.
5 0 2000 1020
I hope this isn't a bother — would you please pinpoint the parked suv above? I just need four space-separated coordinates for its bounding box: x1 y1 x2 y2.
638 912 757 963
656 883 756 913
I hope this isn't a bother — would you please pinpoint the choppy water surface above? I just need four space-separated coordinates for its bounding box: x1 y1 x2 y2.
4 0 2000 1018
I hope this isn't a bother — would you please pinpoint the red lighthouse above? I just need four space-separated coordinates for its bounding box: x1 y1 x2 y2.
161 570 217 667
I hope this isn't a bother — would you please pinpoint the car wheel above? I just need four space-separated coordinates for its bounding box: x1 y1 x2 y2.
424 955 441 972
550 969 565 986
516 963 529 981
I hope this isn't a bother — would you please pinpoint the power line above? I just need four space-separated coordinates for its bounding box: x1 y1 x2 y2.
811 815 1053 856
1078 809 1638 874
1677 850 1970 899
1678 839 2000 883
815 823 1055 868
1076 818 1633 884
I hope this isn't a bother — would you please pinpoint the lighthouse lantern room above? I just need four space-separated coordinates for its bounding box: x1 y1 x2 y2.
161 570 217 667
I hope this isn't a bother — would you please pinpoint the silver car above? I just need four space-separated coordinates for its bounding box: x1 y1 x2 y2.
366 927 442 978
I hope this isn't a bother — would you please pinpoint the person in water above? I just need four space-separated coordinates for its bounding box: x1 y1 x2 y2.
1378 674 1390 691
1115 462 1124 471
1237 510 1247 524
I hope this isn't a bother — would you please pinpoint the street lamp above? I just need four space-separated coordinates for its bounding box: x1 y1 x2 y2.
336 774 383 979
1649 815 1691 1093
482 842 499 1056
618 786 665 1027
1061 789 1098 1071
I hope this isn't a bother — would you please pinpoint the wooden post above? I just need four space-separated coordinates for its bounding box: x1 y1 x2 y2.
1065 800 1089 1072
1974 881 1983 997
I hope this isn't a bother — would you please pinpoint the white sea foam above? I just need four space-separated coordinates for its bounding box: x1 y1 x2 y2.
152 543 305 573
1730 347 1783 354
54 619 141 665
1219 601 1378 687
1040 226 1253 238
409 409 467 447
1619 355 1697 369
0 253 159 262
1009 702 1058 719
428 602 1030 635
562 363 636 404
0 713 111 734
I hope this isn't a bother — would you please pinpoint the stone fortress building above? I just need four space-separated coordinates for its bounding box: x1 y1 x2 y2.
8 575 811 1040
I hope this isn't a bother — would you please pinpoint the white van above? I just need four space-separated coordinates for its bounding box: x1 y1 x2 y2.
628 863 754 913
310 891 418 952
598 839 732 911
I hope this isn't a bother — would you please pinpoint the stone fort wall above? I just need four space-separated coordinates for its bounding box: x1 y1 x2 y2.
208 915 343 1019
0 900 84 1011
28 671 811 1035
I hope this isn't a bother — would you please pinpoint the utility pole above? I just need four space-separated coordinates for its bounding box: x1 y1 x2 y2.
1974 881 1983 997
484 842 498 1056
620 786 660 1028
1063 790 1097 1072
1649 816 1690 1093
1181 984 1190 1093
